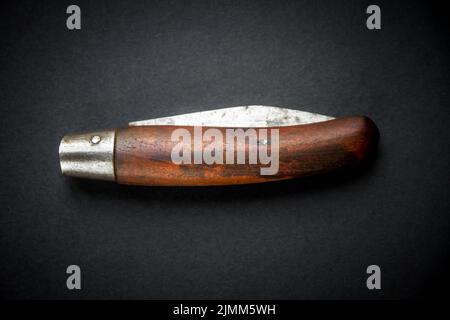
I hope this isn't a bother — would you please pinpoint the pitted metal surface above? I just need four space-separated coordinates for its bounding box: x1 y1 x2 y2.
129 105 334 128
59 130 116 181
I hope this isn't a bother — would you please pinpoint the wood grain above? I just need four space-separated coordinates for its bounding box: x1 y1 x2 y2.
114 116 379 186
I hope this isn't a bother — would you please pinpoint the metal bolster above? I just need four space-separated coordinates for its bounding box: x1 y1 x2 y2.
59 130 116 181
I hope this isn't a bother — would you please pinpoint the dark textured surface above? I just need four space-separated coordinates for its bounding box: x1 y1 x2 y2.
0 0 449 299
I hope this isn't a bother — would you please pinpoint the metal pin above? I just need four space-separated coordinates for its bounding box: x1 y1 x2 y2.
90 135 101 144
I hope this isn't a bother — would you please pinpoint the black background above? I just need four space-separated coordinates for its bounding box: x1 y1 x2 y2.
1 0 449 300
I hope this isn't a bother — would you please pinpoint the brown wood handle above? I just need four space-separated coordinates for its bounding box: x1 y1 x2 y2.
114 116 379 186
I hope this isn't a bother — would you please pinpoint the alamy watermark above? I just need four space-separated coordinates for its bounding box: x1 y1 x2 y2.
170 127 280 175
66 5 81 30
66 265 81 290
366 5 381 30
366 265 381 290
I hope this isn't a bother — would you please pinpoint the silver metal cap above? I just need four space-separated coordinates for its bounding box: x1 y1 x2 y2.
59 130 116 181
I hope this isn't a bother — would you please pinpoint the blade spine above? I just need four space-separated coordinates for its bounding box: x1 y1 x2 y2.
128 105 334 127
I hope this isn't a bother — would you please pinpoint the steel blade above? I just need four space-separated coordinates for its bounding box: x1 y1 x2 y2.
129 105 334 127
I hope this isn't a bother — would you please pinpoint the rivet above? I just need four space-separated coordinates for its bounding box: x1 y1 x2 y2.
90 135 101 144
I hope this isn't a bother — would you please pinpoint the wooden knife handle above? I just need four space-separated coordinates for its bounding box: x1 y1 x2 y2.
114 116 379 186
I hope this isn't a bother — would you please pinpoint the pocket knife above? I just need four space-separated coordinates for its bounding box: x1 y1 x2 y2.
59 105 379 186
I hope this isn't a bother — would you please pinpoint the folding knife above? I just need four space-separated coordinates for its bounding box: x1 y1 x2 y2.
59 105 379 186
